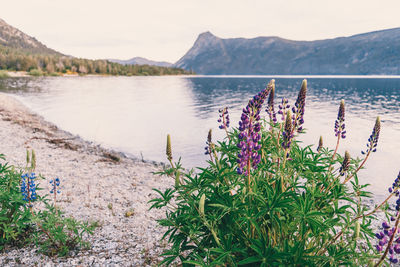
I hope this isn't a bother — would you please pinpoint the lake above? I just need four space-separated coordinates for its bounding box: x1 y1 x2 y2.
1 75 400 199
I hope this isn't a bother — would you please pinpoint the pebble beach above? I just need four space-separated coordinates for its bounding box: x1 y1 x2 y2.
0 93 172 266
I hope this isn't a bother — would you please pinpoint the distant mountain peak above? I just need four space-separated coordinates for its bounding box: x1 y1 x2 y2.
175 28 400 75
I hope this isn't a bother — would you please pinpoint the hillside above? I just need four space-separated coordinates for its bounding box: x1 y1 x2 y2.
109 57 172 67
0 18 189 76
175 29 400 75
0 18 61 55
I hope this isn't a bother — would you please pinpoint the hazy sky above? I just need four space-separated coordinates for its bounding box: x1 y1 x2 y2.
1 0 399 63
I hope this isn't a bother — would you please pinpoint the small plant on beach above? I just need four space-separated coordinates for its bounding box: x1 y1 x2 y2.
0 150 95 256
151 79 397 265
0 70 9 78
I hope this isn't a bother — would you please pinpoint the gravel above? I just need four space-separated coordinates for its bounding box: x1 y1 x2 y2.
0 93 172 266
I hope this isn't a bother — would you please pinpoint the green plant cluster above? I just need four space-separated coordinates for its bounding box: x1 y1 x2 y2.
0 151 95 257
151 80 391 266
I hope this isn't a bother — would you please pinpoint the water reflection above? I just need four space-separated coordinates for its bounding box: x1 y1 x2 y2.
1 76 400 199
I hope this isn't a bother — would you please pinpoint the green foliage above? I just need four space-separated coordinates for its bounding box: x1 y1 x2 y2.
0 70 9 78
28 68 44 76
0 44 193 76
0 152 95 256
0 154 32 248
32 204 95 256
151 83 385 265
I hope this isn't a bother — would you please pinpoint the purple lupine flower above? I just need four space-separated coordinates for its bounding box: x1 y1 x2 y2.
291 79 307 132
339 151 350 176
389 171 400 195
277 98 290 122
317 136 323 152
334 100 346 139
236 84 272 175
375 218 400 263
21 173 37 206
361 116 381 155
265 80 277 124
218 107 230 129
281 111 293 153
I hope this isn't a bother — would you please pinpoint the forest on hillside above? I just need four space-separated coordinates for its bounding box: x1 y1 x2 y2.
0 46 191 76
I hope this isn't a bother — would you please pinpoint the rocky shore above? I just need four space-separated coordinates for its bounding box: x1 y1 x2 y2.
0 93 172 266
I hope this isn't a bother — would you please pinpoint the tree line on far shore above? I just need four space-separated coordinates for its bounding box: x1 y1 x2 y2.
0 45 192 76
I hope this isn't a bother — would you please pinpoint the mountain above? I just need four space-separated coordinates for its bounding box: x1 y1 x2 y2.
109 57 172 67
0 18 189 76
175 29 400 75
0 18 61 55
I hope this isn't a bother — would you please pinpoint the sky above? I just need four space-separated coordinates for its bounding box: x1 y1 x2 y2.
1 0 400 63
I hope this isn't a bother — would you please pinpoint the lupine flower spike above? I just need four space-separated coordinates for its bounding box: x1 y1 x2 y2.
218 107 231 140
332 100 346 161
344 116 381 184
340 151 350 177
50 178 61 213
317 136 323 152
204 129 213 161
291 79 307 133
266 79 277 125
237 83 271 190
21 172 37 208
277 98 290 122
166 134 174 167
281 110 293 154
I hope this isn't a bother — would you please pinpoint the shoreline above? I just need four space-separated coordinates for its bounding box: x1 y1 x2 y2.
0 93 172 266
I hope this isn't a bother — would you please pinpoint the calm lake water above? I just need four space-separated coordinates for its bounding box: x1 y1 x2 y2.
1 75 400 198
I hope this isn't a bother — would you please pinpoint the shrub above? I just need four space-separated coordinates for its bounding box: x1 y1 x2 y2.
0 70 9 78
0 150 95 256
28 69 44 76
151 79 398 266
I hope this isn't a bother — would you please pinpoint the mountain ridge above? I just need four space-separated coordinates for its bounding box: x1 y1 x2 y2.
0 18 61 55
175 28 400 75
109 57 172 67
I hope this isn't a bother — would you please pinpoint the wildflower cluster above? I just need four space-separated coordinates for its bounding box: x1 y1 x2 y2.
334 100 346 139
217 107 230 129
21 173 37 203
362 116 381 155
237 85 270 175
153 79 391 266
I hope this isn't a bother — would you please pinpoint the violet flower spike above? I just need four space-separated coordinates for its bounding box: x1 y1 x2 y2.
218 107 230 129
277 98 290 122
291 79 307 133
362 116 381 155
334 99 346 139
339 151 350 176
281 111 293 153
20 173 37 205
204 129 213 159
265 80 277 124
236 83 271 176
